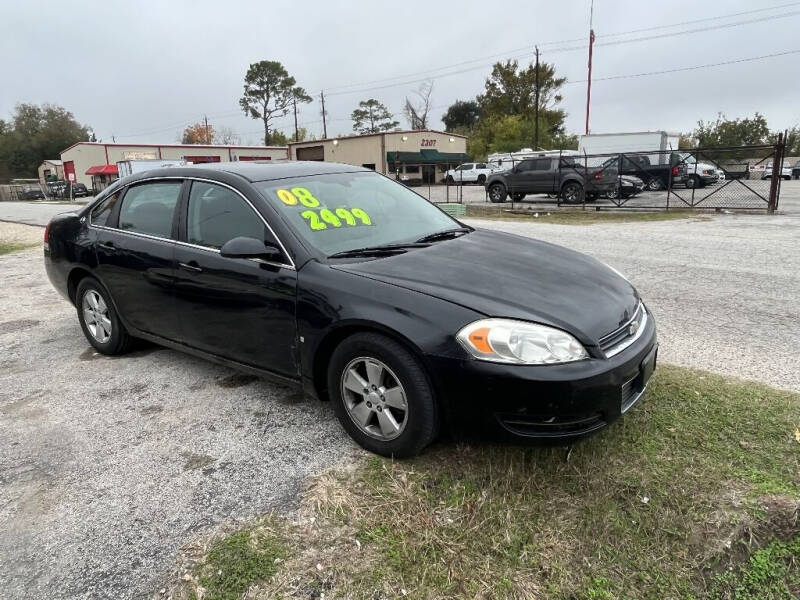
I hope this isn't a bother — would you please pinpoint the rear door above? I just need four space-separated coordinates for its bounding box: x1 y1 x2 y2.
529 158 557 192
172 180 298 377
92 179 183 339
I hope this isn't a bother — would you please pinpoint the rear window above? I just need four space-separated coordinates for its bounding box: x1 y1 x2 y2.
118 181 182 238
90 192 121 227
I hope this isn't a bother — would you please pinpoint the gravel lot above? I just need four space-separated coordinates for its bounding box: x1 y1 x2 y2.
0 205 798 599
0 234 353 599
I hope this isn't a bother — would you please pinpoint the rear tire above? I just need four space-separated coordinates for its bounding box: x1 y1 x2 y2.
446 175 454 184
511 192 526 201
685 175 700 189
76 277 135 355
560 181 583 204
327 333 438 458
477 174 486 185
488 183 507 203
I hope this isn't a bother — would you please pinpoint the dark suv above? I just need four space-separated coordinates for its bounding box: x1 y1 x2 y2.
485 156 617 203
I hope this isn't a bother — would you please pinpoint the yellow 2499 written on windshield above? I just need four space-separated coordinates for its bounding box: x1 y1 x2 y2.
274 187 372 231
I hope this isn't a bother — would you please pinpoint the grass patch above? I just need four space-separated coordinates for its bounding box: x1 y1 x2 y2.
709 536 800 599
465 204 702 224
183 517 286 600
0 241 36 255
169 366 799 599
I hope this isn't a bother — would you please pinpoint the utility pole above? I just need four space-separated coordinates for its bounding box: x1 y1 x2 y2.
204 115 210 143
293 97 299 142
534 45 540 150
585 0 595 135
320 90 328 139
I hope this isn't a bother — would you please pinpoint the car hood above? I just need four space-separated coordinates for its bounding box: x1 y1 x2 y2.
331 229 639 344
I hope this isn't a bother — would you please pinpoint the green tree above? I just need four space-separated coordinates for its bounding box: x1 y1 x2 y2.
0 103 90 178
694 113 770 147
351 99 399 134
239 61 311 145
466 59 569 157
441 100 481 132
478 59 566 124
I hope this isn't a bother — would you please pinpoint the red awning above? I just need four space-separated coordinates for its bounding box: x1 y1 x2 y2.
85 164 118 175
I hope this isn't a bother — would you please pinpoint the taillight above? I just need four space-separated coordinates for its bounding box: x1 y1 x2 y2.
43 222 51 245
593 171 603 180
671 165 679 176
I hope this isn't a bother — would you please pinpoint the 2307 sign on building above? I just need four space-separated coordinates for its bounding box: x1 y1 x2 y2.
421 139 437 147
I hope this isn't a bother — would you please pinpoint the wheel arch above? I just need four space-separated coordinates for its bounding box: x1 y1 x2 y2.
310 320 438 404
67 266 95 305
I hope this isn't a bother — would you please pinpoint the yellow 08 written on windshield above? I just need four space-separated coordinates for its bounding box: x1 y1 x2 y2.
274 187 372 231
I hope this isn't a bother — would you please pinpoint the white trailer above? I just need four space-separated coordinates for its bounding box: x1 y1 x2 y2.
578 131 681 165
116 159 190 179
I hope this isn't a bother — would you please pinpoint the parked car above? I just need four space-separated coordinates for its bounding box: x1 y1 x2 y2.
71 183 90 197
44 162 657 457
444 162 496 185
20 187 45 200
485 156 618 203
677 153 720 188
605 175 644 200
762 162 792 180
793 160 800 180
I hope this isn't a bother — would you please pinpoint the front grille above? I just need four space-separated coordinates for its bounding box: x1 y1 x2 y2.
496 412 606 438
599 302 646 358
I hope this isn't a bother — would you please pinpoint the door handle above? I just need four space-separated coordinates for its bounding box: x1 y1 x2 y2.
178 261 203 273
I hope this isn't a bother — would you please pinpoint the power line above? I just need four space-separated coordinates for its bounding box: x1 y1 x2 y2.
564 49 800 84
542 11 800 54
315 2 799 95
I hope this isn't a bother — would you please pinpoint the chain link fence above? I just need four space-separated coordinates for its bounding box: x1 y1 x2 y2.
416 137 786 213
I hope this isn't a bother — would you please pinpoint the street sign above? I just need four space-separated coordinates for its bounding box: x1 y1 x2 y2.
68 172 76 182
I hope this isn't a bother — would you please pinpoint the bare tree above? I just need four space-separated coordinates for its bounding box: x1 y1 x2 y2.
214 126 240 145
403 80 434 130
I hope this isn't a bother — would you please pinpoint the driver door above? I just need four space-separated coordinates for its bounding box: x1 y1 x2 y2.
172 180 298 377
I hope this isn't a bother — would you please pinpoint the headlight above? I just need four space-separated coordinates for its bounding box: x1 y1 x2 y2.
456 319 588 364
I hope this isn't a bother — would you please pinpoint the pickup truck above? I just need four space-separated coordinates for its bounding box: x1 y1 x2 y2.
608 153 718 190
444 162 496 185
484 156 617 203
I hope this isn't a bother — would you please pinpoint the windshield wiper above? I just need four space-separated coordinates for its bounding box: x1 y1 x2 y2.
328 242 429 259
415 226 473 244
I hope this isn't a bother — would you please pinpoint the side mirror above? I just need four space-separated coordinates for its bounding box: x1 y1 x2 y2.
220 236 283 261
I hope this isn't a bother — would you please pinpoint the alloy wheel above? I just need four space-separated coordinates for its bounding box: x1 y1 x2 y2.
82 289 112 343
341 357 408 441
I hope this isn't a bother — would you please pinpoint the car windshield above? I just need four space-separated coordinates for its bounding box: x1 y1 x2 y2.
677 152 696 164
257 171 459 257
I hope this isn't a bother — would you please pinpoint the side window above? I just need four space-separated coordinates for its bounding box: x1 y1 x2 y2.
90 191 121 227
462 164 474 170
187 181 268 249
532 159 553 171
118 181 182 238
516 160 535 171
476 163 487 169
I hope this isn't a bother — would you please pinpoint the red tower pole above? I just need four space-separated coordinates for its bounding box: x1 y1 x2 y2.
585 28 595 135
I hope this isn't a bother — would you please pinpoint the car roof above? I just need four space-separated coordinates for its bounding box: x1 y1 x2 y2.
124 160 370 184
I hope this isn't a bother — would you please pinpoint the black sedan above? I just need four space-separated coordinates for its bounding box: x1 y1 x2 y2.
44 162 657 457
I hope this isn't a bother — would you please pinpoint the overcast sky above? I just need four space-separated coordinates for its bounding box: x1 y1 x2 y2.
2 0 798 146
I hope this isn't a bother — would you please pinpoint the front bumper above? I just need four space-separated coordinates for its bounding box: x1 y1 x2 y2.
426 314 658 442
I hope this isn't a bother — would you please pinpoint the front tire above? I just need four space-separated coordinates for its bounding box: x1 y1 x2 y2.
76 277 135 355
327 333 438 457
488 183 507 203
645 178 663 191
685 175 700 188
477 174 486 185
